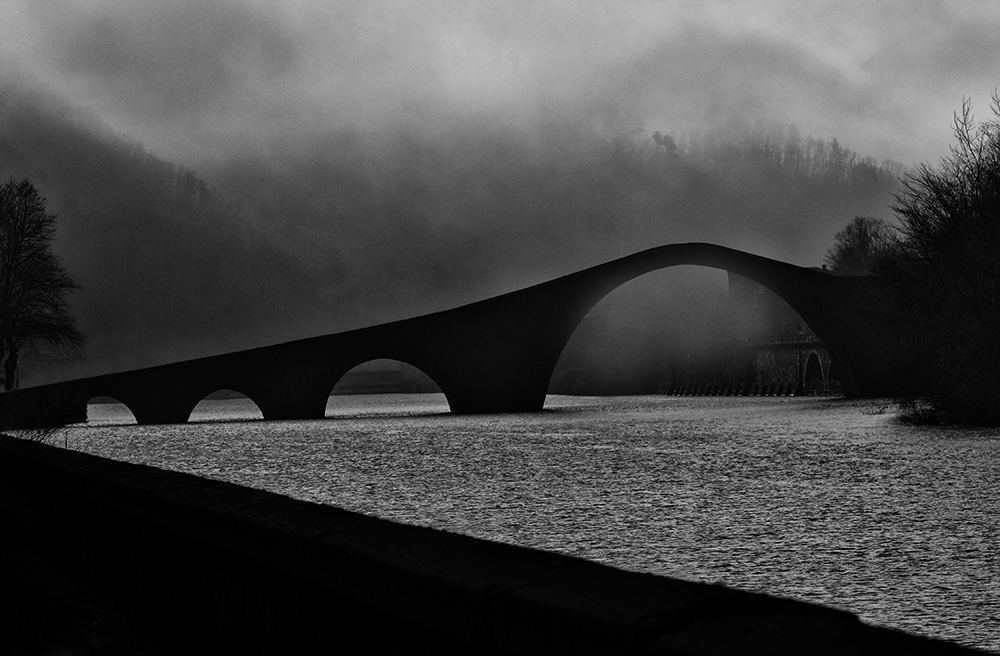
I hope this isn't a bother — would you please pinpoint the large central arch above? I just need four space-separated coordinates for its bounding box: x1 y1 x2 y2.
420 242 892 412
1 243 900 426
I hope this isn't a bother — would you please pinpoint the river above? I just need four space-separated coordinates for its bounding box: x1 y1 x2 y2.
61 394 999 653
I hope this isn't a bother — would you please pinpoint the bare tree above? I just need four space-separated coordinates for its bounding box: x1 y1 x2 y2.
824 216 891 275
0 178 83 392
878 93 1000 423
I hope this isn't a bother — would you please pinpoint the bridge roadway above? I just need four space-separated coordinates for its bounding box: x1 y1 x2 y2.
1 243 903 427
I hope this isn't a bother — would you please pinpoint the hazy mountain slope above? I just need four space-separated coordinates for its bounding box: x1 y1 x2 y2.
0 77 322 382
203 113 902 327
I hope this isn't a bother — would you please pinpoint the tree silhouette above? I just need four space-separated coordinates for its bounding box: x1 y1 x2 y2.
879 94 1000 423
651 131 677 155
0 178 82 390
824 216 891 275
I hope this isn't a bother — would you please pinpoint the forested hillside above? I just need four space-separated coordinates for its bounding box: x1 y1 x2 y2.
0 77 320 381
206 112 902 299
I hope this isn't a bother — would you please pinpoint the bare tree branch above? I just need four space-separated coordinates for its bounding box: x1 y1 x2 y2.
875 92 1000 423
0 178 83 394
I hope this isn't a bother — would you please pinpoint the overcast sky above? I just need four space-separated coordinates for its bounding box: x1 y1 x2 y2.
3 0 998 168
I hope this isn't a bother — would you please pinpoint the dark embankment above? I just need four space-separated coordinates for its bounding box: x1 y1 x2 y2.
0 434 978 655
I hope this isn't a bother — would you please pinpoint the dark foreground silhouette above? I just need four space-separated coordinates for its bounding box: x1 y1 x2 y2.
0 435 977 655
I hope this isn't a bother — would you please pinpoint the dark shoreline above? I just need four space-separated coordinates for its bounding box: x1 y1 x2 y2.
0 434 980 655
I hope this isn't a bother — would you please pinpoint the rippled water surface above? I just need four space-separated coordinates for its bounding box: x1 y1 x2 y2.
65 394 999 652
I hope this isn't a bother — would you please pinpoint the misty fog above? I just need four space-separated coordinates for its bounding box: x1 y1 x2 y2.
0 72 900 384
1 1 997 385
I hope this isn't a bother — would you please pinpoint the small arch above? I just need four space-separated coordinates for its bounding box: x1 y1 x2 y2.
803 352 824 395
189 389 264 422
805 352 823 382
331 358 442 396
328 359 446 416
85 395 138 425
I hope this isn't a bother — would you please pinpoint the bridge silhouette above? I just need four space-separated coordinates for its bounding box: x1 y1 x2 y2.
1 243 902 426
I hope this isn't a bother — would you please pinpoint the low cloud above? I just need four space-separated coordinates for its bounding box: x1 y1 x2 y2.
3 1 998 166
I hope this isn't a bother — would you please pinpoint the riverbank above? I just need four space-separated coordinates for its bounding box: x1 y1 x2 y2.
0 433 981 655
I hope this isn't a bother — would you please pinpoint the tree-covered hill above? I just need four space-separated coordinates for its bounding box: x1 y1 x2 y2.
0 77 321 382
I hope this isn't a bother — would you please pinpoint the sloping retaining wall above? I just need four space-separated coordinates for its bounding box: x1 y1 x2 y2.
0 435 976 655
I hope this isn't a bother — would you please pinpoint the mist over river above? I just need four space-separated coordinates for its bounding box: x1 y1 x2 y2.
64 394 999 652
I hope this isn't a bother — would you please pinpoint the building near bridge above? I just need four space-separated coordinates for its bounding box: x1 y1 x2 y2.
659 272 841 396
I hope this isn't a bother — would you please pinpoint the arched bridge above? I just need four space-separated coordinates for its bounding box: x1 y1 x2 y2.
1 243 901 426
